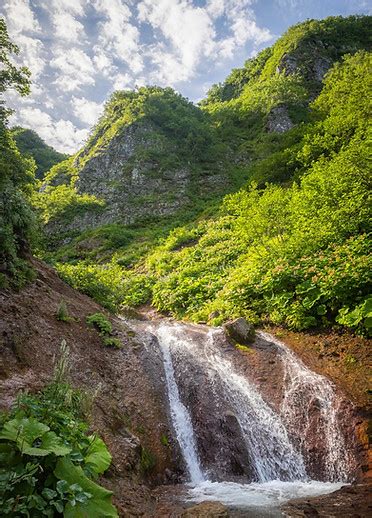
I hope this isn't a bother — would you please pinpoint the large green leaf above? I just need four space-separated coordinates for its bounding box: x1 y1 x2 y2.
22 431 72 457
84 435 112 476
0 417 49 443
54 458 118 518
0 418 71 457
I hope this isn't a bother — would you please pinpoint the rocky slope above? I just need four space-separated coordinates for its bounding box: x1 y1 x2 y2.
36 16 371 244
0 259 180 515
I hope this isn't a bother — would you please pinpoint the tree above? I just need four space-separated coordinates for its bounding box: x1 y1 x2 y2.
0 18 36 287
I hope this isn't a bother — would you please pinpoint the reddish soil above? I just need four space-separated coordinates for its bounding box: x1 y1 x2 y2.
0 259 176 515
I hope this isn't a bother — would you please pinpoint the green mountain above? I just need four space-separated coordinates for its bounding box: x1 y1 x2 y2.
5 15 372 334
12 127 68 179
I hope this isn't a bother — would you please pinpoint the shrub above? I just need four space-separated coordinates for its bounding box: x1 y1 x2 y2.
0 341 118 517
56 300 72 322
102 337 122 349
86 313 112 335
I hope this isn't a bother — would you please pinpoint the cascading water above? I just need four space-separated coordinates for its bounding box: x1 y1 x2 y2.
156 325 204 484
259 331 355 482
139 320 352 510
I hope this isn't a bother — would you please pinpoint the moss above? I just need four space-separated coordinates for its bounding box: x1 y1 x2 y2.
235 344 253 353
140 446 156 474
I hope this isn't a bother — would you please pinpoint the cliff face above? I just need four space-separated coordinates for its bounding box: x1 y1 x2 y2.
39 88 229 242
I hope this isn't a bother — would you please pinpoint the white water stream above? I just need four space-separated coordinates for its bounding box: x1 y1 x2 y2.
142 321 352 510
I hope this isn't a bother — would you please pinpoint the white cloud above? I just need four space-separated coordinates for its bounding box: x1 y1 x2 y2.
137 0 272 84
14 34 46 79
93 48 116 77
1 0 41 34
138 0 216 82
50 48 95 91
40 0 88 17
94 0 143 74
112 72 133 90
72 96 103 126
10 106 89 153
51 12 85 42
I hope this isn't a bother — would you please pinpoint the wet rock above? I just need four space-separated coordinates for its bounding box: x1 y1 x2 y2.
223 318 255 345
182 501 229 517
282 483 372 517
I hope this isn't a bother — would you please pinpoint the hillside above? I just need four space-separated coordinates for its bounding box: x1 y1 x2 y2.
32 15 372 337
12 127 68 179
1 12 371 518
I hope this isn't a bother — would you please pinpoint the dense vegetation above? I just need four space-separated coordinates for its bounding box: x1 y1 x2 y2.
0 19 37 288
56 46 371 335
2 15 371 337
0 342 118 517
12 127 68 180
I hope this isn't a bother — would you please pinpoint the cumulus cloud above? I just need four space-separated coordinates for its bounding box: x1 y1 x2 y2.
10 106 89 153
50 48 95 91
93 0 143 74
51 12 85 42
2 0 41 34
72 96 103 126
137 0 272 84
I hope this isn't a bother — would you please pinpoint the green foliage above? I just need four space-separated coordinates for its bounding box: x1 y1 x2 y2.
12 127 68 180
37 19 370 339
81 86 222 169
86 313 123 349
160 435 169 447
0 19 37 287
139 447 156 474
32 184 105 225
56 300 72 323
102 337 122 349
86 313 112 335
58 262 153 312
0 341 117 517
336 297 372 336
138 52 371 334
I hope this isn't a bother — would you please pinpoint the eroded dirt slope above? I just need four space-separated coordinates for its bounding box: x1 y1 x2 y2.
0 259 178 516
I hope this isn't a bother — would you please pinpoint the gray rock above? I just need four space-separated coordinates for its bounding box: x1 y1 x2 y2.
266 105 293 133
223 317 256 345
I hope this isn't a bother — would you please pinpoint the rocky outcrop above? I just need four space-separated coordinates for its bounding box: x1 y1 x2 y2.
181 501 229 517
266 105 294 133
223 318 256 345
282 483 372 517
277 51 333 82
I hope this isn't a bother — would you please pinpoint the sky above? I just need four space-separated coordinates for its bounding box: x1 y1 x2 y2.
1 0 371 154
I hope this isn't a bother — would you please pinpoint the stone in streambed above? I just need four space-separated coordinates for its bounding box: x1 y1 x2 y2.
182 501 229 517
223 317 255 345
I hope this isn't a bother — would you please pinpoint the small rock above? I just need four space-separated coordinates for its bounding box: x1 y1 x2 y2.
223 318 255 345
182 501 229 517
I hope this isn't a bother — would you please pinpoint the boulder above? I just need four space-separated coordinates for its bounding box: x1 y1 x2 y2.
223 318 255 345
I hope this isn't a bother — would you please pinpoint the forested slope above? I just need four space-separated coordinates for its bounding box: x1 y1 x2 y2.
41 16 372 336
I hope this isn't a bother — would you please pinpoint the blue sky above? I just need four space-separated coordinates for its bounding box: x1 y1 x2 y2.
1 0 371 153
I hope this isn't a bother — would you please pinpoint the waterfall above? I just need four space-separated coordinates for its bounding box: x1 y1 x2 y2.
137 319 351 509
259 331 355 482
156 324 204 484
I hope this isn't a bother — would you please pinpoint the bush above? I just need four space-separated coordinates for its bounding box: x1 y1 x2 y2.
102 337 122 349
56 300 72 322
0 341 117 517
86 313 112 335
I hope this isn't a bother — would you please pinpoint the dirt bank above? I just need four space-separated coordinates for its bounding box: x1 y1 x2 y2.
0 259 177 515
